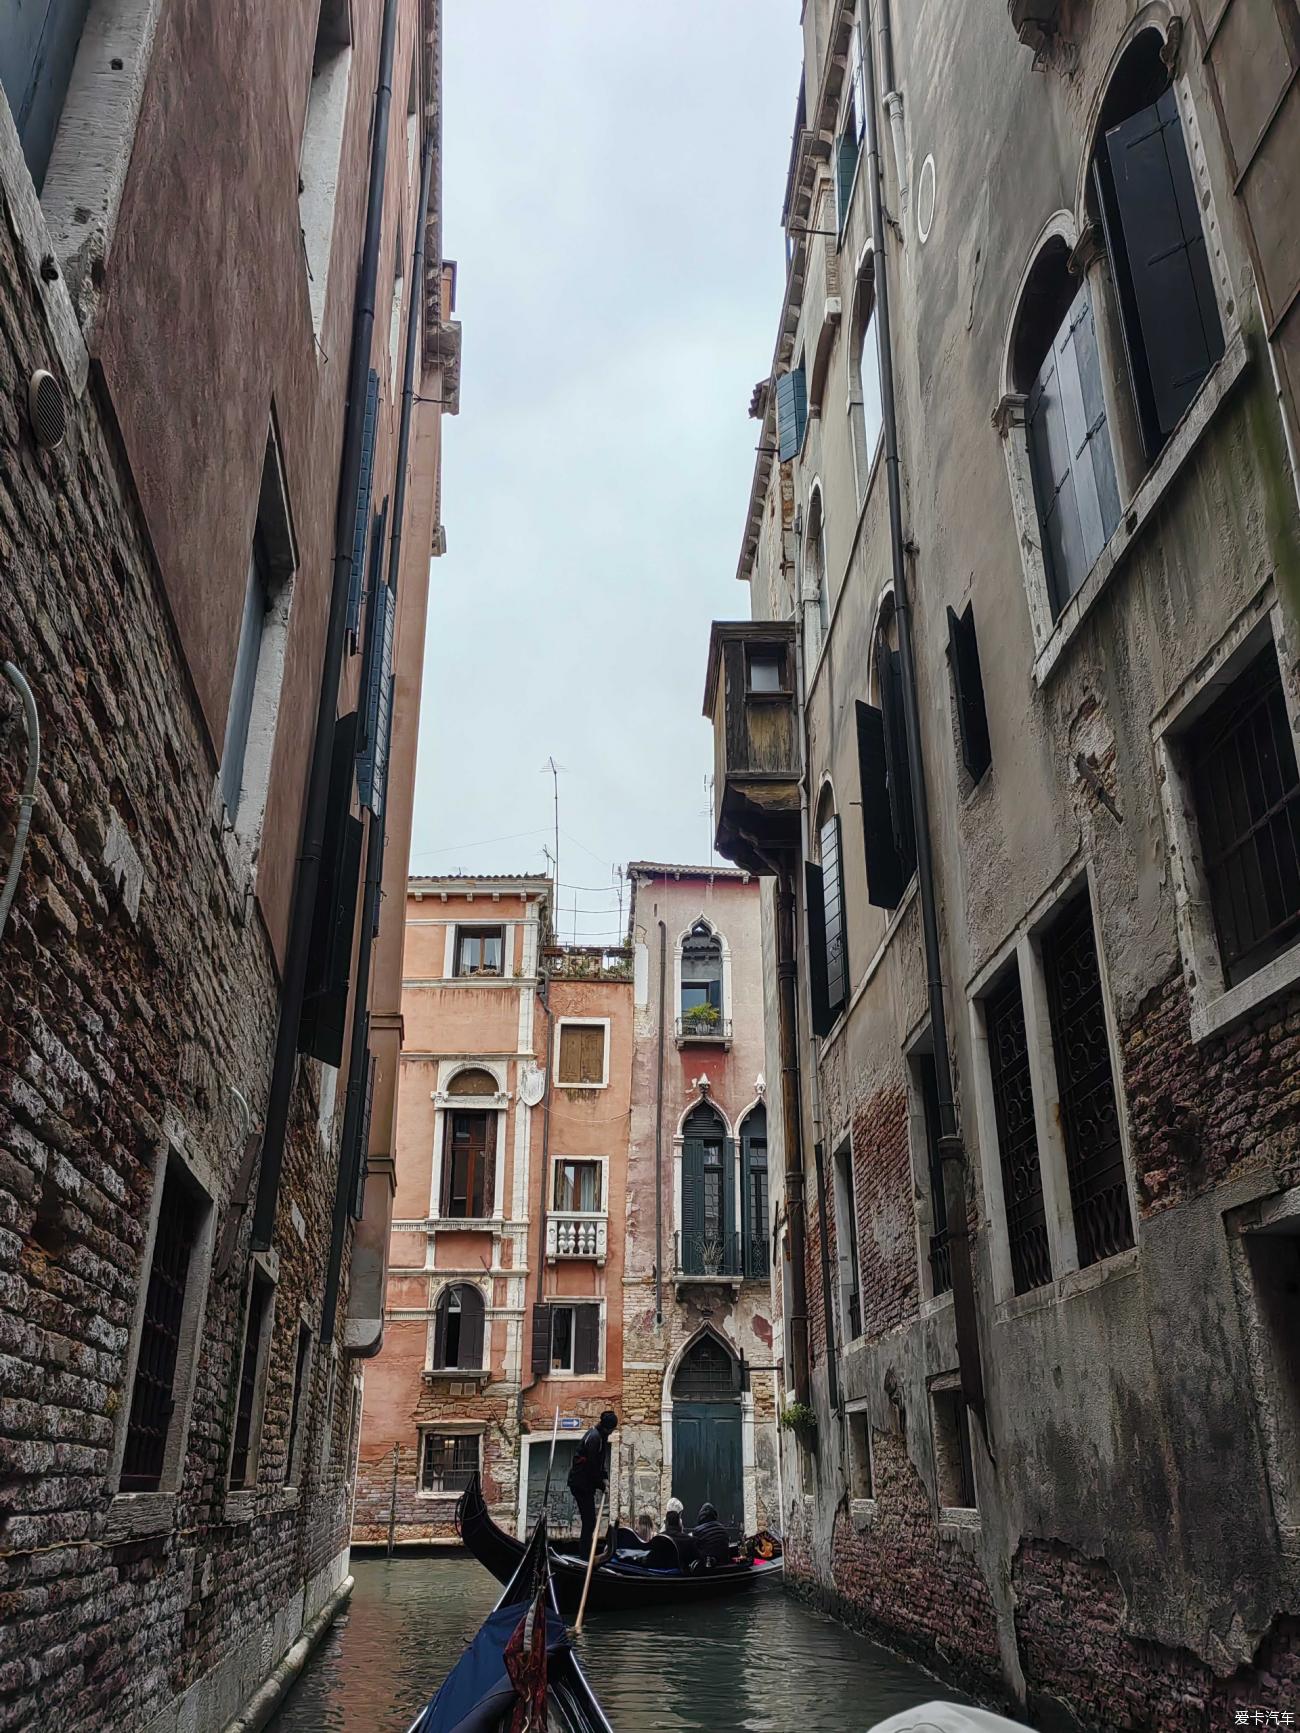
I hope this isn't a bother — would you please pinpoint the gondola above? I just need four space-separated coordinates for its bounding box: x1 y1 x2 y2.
408 1509 614 1733
457 1472 784 1614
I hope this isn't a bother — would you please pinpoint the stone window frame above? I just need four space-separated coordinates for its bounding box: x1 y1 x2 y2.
106 1109 218 1542
845 1400 876 1510
967 861 1140 1314
846 242 885 509
438 917 520 982
903 1023 951 1314
550 1152 610 1217
212 408 298 892
424 1275 491 1379
1152 585 1300 1043
1226 1183 1300 1543
673 911 732 1037
429 1060 509 1226
284 1307 315 1490
541 1297 607 1381
829 1133 863 1345
298 0 354 341
223 1249 280 1517
995 12 1247 689
553 1016 612 1091
416 1422 484 1501
0 0 170 396
928 1372 979 1523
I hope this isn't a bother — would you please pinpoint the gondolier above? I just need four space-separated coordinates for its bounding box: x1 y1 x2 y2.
567 1409 617 1556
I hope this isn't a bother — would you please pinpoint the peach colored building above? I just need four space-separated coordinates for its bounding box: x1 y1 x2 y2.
353 877 633 1542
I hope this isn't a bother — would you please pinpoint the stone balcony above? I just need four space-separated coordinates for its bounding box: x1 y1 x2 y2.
546 1213 608 1264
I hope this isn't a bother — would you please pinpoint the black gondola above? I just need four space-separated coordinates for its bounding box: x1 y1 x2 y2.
457 1473 784 1615
409 1509 614 1733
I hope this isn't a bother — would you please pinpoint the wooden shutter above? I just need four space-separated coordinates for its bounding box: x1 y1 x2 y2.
1099 88 1225 449
804 861 835 1038
722 1138 738 1244
300 712 363 1066
856 700 906 910
776 368 808 461
349 1053 376 1220
820 815 848 1015
460 1287 485 1371
681 1139 705 1271
559 1024 604 1084
346 371 381 647
531 1304 553 1376
432 1289 449 1369
1027 283 1121 613
947 604 992 782
574 1305 600 1376
357 580 396 815
478 1114 497 1217
880 652 917 879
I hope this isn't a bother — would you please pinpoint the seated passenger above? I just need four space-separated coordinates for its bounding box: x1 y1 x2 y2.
690 1502 734 1568
635 1512 655 1544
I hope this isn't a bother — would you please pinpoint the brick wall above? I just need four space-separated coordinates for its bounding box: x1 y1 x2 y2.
851 1082 920 1337
0 211 354 1729
352 1390 517 1545
1123 968 1300 1217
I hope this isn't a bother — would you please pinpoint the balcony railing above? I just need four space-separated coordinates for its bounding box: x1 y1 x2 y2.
546 1213 608 1264
542 945 633 982
674 1232 769 1281
675 1011 734 1044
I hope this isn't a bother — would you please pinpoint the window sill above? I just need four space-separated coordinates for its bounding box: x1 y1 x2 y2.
273 1484 300 1512
105 1490 176 1542
919 1289 955 1321
422 1367 489 1384
993 1244 1139 1323
555 1082 608 1092
541 1370 606 1383
1189 940 1300 1045
937 1507 980 1541
431 1216 505 1231
223 1489 258 1527
1032 326 1250 688
416 1489 464 1501
849 1497 878 1532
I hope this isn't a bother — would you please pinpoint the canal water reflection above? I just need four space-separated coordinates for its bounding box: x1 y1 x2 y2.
268 1555 960 1732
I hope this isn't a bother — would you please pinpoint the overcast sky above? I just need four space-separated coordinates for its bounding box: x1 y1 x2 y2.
408 3 799 946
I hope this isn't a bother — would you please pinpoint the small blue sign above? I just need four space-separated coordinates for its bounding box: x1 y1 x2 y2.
558 1415 582 1431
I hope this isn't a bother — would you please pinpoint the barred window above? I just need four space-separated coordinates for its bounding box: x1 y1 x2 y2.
420 1432 479 1495
120 1165 203 1493
1042 893 1134 1269
1187 646 1300 988
985 969 1052 1295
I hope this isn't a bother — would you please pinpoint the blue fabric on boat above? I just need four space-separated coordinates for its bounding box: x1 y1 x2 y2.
413 1604 570 1733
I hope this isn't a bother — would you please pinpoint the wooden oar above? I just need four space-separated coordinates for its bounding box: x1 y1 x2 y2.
573 1492 605 1635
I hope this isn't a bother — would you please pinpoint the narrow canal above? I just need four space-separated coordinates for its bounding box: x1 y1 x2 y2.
268 1554 959 1731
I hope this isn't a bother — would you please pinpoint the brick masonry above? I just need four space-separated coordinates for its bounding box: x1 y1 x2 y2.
0 210 357 1729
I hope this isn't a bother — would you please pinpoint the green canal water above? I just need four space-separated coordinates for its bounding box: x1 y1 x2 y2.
267 1553 959 1732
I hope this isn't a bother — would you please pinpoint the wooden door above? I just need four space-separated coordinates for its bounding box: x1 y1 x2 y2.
671 1401 743 1538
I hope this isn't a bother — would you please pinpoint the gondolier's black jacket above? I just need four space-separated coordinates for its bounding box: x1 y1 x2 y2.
567 1425 608 1493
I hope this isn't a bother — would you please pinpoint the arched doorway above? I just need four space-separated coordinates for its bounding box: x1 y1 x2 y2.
670 1330 743 1537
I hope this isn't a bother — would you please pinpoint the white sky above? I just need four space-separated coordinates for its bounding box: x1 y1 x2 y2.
409 3 799 946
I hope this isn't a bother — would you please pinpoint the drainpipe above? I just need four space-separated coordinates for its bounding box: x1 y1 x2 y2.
654 920 667 1325
252 0 400 1252
862 0 986 1425
774 861 811 1408
319 128 436 1347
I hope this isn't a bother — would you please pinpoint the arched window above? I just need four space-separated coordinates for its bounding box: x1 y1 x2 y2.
739 1106 769 1279
679 1102 735 1276
853 598 917 913
446 1066 498 1096
807 786 848 1034
680 920 724 1035
802 486 828 673
849 264 884 502
1088 28 1224 464
671 1330 740 1401
1011 236 1120 617
432 1283 485 1371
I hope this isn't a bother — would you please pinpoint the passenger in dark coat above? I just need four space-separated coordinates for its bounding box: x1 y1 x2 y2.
690 1501 733 1567
566 1409 617 1556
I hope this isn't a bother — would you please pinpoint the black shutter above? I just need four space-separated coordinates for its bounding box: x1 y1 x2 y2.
345 372 380 648
1100 87 1224 451
300 711 363 1066
461 1288 485 1371
947 604 992 782
432 1290 448 1369
574 1305 600 1376
856 700 905 910
804 861 835 1037
820 815 848 1015
531 1304 553 1376
881 652 917 880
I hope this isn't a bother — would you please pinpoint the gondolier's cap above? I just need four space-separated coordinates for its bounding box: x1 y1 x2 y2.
665 1497 684 1516
599 1409 618 1430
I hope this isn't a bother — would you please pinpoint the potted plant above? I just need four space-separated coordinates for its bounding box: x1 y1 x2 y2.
779 1401 818 1446
682 1002 721 1033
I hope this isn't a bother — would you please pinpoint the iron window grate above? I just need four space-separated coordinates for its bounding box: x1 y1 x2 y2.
985 971 1053 1295
121 1168 198 1492
1189 649 1300 988
1043 895 1133 1268
421 1433 479 1494
229 1274 271 1489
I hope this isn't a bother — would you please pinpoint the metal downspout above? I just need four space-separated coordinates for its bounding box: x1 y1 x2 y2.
320 128 436 1347
252 0 401 1251
862 0 987 1425
654 919 667 1325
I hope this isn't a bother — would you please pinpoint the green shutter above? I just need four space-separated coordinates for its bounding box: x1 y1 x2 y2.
856 700 906 910
299 712 362 1067
776 367 808 461
682 1139 705 1272
804 861 834 1038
